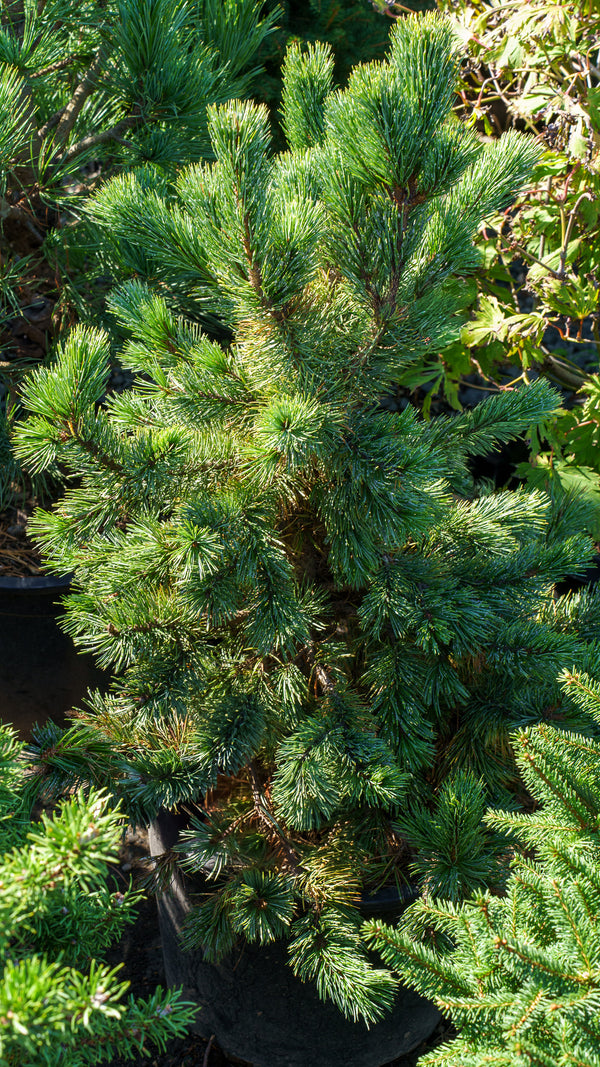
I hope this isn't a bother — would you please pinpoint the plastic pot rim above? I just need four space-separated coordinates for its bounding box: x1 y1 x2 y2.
0 573 72 593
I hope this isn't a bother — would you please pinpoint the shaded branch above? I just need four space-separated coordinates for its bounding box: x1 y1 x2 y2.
247 760 302 874
30 53 86 79
36 107 66 141
54 49 104 147
66 422 123 475
59 115 141 165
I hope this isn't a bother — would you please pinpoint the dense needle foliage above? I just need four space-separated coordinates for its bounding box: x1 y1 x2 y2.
0 0 275 508
367 663 600 1065
0 724 195 1065
14 13 600 1023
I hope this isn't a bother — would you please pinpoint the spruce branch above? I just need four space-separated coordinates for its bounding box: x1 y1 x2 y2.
517 732 590 832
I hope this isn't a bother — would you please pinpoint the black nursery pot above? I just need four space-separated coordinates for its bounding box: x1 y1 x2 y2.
0 574 110 738
149 809 440 1067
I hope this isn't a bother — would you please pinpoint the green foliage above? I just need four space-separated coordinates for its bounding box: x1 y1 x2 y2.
0 723 196 1066
0 0 276 190
256 0 405 124
514 370 600 538
0 0 276 510
14 13 600 1024
287 905 398 1024
396 771 510 900
366 662 600 1065
425 0 600 427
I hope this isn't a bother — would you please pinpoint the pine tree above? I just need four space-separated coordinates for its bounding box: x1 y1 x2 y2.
0 0 276 506
256 0 406 130
0 0 276 314
0 722 196 1065
13 12 600 1023
366 663 600 1066
1 0 276 207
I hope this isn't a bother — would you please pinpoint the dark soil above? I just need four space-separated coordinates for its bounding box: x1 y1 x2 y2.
104 830 454 1067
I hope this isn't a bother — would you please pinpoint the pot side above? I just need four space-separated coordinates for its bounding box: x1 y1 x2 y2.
148 810 440 1067
0 576 110 738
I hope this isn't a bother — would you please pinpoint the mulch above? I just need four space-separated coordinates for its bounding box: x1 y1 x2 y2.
0 504 43 577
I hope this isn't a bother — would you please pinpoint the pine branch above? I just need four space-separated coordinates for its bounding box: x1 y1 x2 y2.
64 422 123 475
240 208 286 324
247 761 302 874
59 116 142 166
30 54 86 79
54 49 105 147
36 107 65 142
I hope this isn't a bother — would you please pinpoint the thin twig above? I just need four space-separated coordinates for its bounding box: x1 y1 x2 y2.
498 238 563 280
538 175 553 263
593 320 600 360
59 115 140 165
202 1035 215 1067
36 107 66 141
247 761 301 873
30 54 85 79
458 380 501 393
558 192 594 280
540 350 589 390
3 204 44 244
